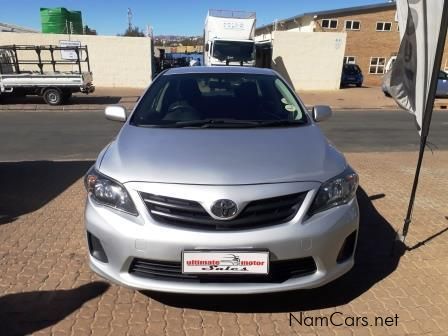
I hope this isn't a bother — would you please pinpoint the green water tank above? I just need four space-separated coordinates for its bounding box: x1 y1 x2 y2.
40 7 83 34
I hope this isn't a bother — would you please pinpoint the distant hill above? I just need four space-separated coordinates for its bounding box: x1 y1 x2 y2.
154 35 203 47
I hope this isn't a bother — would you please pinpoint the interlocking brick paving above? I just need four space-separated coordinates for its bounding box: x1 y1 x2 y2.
1 151 447 336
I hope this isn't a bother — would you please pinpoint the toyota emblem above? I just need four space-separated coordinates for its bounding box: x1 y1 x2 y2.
211 199 238 219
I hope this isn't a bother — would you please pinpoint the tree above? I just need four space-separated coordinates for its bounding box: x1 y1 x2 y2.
84 25 97 35
122 26 145 37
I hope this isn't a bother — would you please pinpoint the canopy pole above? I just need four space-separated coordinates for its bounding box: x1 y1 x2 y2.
398 0 448 245
398 134 428 243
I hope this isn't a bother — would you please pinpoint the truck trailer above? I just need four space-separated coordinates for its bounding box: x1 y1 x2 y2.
204 10 256 67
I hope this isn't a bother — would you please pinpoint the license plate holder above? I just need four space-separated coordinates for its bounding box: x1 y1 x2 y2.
182 250 269 275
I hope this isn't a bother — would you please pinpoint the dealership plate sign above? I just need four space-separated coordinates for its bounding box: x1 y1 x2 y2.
59 40 82 61
182 251 269 274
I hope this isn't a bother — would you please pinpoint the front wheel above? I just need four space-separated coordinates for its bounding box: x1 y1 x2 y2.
43 88 63 105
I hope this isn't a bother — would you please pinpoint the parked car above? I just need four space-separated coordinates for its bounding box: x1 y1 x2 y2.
436 70 448 97
84 66 359 294
383 69 448 98
340 63 363 87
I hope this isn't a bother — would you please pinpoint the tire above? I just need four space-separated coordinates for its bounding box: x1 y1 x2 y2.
43 88 63 106
356 83 362 87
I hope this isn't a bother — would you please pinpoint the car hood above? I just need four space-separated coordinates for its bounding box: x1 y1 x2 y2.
99 124 347 185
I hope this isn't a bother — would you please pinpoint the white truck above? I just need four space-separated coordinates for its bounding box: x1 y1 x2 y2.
0 44 94 105
204 10 256 67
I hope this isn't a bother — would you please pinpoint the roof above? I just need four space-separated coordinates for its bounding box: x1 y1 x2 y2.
0 22 38 33
164 66 276 75
208 10 256 20
257 2 396 31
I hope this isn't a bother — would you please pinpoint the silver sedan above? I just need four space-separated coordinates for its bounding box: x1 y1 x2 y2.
84 66 359 294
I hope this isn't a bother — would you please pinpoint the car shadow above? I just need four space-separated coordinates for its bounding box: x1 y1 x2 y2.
144 186 405 313
339 85 371 89
0 161 93 225
69 96 123 105
0 282 109 336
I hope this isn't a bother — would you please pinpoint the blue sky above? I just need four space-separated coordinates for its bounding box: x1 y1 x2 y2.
0 0 387 36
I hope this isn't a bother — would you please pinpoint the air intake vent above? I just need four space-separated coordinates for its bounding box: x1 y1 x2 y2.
129 257 317 283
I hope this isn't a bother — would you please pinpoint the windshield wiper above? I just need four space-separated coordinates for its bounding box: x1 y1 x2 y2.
132 119 306 128
171 119 260 128
253 120 307 127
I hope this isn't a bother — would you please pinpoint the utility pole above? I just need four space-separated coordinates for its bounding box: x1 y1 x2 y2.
128 8 133 31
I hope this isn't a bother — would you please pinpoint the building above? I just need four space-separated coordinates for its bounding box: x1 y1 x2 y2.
256 2 407 86
0 22 38 33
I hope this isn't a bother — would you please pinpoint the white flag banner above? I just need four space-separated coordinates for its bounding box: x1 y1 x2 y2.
388 0 446 134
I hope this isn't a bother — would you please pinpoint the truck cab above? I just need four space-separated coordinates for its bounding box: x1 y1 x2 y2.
204 10 256 67
205 39 255 66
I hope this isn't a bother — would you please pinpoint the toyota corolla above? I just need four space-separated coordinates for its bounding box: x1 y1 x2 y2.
84 66 359 294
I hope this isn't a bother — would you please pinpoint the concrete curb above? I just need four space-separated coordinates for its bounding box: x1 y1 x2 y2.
0 103 136 112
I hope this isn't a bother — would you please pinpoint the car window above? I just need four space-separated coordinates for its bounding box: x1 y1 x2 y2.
344 64 361 74
212 41 255 62
130 73 307 127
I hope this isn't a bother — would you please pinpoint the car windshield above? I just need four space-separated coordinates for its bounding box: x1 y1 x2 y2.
344 64 361 74
212 41 255 62
130 73 308 128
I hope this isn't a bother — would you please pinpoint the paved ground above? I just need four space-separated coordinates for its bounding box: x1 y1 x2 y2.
0 109 447 161
0 151 447 336
1 94 448 335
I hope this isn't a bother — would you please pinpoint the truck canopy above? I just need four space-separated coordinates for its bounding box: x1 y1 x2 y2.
205 10 256 41
208 9 255 19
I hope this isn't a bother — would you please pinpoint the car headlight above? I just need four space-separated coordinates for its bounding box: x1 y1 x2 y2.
308 167 358 216
84 167 138 216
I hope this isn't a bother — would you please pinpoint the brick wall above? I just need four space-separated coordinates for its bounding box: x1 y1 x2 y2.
315 8 399 86
315 7 448 87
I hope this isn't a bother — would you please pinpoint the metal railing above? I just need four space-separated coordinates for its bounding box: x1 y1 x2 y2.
0 44 91 75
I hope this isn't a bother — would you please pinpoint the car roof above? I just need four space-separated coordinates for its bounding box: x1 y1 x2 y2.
164 66 277 76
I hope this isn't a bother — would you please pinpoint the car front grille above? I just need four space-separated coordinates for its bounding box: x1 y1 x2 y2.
129 257 317 283
139 192 307 230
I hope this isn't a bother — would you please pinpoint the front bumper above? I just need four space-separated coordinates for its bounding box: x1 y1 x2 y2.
85 182 359 294
81 84 95 94
341 78 363 86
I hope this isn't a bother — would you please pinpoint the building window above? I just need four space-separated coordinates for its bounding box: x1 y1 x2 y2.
369 57 386 74
344 56 357 64
321 19 338 29
345 20 361 30
376 22 392 31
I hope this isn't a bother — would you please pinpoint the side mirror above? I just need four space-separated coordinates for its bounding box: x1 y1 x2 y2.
312 105 332 122
105 105 127 122
205 43 209 52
